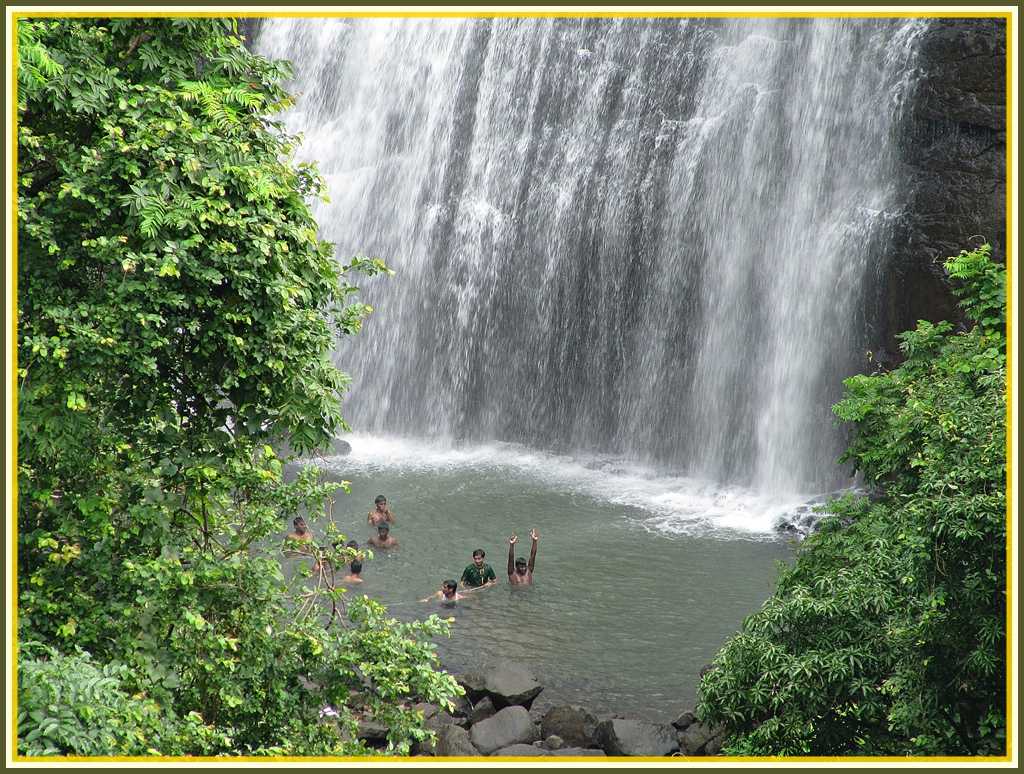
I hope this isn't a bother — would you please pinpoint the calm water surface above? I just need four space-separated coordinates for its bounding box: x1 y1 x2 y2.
286 436 795 722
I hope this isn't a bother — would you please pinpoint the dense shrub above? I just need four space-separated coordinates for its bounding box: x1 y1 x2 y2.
698 244 1007 756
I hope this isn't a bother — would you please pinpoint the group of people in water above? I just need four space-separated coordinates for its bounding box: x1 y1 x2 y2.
285 495 540 606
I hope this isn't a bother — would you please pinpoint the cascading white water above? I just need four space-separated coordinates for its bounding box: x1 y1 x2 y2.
256 18 925 509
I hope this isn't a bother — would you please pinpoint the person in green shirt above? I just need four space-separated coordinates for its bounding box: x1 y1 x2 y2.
460 548 497 589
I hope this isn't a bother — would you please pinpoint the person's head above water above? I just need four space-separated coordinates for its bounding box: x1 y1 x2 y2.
377 523 390 534
442 580 457 598
472 548 485 567
292 517 308 533
349 560 363 575
374 495 387 510
514 556 529 574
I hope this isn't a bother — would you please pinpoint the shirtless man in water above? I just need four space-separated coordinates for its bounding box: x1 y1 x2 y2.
340 559 364 584
420 579 463 604
367 495 395 526
367 521 398 550
507 529 539 585
285 517 315 555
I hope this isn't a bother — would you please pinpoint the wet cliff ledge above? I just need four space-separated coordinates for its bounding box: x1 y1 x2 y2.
881 17 1006 351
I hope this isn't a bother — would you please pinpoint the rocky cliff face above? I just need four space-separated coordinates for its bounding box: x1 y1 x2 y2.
878 18 1007 352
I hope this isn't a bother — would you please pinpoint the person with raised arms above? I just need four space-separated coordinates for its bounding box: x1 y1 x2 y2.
507 529 539 585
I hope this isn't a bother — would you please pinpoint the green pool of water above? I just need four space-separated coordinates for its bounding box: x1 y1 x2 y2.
285 436 796 722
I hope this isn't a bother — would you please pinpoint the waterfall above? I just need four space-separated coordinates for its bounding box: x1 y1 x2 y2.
256 17 925 497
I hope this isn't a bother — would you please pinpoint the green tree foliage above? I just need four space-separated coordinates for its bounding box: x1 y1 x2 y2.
17 18 458 756
698 244 1006 756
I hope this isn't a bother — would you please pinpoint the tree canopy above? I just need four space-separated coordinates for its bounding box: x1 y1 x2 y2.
16 17 458 757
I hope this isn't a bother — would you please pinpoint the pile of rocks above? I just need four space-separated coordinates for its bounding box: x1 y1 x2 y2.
403 659 725 758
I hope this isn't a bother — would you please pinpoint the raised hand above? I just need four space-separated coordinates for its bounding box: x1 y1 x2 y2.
509 534 518 545
530 528 539 541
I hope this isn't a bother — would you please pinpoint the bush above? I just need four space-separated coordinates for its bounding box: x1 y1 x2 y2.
698 244 1006 756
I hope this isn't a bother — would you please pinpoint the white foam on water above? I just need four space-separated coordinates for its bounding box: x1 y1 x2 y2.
319 434 820 540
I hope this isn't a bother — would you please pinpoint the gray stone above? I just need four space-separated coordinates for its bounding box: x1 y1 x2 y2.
331 438 352 456
412 702 440 721
540 705 599 749
468 696 497 726
527 689 560 724
450 693 472 718
548 747 608 757
491 743 549 756
704 734 725 756
679 721 726 756
434 725 480 757
544 734 565 750
423 708 456 733
671 710 696 731
355 719 388 744
481 659 543 709
469 706 539 755
455 671 488 702
595 718 679 757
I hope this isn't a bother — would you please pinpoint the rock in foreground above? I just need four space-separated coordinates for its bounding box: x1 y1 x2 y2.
470 706 540 755
595 718 679 756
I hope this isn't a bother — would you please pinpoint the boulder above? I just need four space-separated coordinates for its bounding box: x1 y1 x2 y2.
527 688 559 724
469 706 539 755
544 734 565 750
548 747 607 757
492 743 549 756
468 696 497 726
595 718 679 757
481 659 543 709
679 721 726 756
423 708 457 733
671 710 696 731
704 734 725 756
434 725 480 757
540 705 599 749
355 719 388 744
412 702 440 721
450 693 472 719
331 438 352 456
455 670 488 702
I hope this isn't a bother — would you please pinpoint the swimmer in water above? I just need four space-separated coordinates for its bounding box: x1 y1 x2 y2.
340 558 364 584
367 521 398 549
284 517 315 557
421 579 463 604
460 548 497 589
507 528 539 585
367 495 396 526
